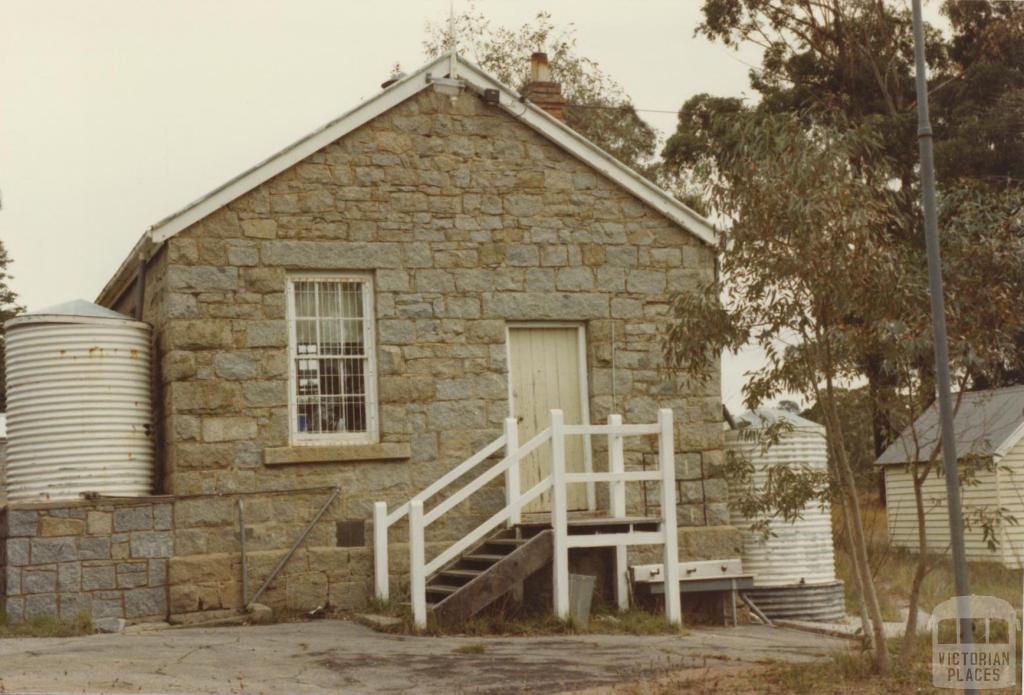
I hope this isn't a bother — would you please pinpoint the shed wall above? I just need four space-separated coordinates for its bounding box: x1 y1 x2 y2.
996 437 1024 568
884 461 1012 566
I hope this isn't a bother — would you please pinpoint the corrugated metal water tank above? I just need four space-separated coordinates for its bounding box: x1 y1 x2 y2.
4 300 154 502
726 408 844 621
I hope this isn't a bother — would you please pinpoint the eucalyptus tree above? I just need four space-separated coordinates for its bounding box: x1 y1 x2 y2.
664 110 1024 670
0 239 24 411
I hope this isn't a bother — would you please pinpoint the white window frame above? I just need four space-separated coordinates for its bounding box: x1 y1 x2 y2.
286 272 379 446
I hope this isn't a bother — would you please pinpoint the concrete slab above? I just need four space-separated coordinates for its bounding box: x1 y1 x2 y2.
0 620 849 694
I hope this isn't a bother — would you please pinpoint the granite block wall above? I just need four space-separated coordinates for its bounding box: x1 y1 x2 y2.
1 500 171 624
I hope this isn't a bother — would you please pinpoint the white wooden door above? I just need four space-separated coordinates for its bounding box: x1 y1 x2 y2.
508 325 588 513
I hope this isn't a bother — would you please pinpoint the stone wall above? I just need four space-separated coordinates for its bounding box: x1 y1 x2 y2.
1 499 171 624
107 86 727 615
167 489 379 616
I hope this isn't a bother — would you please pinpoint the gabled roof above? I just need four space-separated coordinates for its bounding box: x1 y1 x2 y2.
97 52 716 307
875 385 1024 465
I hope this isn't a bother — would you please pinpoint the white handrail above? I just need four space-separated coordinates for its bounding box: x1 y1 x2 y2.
425 477 551 576
609 413 628 611
564 471 661 484
562 423 661 436
423 428 550 525
374 431 507 600
386 434 507 526
381 407 681 630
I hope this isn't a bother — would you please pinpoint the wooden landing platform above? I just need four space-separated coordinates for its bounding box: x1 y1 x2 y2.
517 515 661 534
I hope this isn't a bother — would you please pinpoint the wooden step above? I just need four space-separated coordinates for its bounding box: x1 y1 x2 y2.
439 568 484 579
485 538 529 547
432 530 553 626
463 553 505 563
426 584 461 595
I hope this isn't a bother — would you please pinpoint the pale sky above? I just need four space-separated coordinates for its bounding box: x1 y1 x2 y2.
0 0 812 412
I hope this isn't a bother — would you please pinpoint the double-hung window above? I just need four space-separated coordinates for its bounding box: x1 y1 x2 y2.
287 274 377 445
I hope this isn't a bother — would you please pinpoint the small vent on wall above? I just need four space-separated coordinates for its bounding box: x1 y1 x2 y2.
337 520 366 547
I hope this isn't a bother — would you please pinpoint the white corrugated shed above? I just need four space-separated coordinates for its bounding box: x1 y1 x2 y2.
878 386 1024 568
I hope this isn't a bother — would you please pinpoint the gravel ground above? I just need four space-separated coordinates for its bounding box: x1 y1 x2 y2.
0 619 849 694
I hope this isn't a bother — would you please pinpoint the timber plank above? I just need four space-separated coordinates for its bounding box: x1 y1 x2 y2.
432 530 554 625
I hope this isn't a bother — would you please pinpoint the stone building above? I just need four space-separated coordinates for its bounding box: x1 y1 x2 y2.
4 52 736 624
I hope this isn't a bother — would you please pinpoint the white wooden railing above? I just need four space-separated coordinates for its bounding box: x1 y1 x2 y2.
374 408 681 629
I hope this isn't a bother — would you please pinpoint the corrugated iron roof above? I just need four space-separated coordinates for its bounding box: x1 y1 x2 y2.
734 407 823 432
30 299 131 319
875 385 1024 465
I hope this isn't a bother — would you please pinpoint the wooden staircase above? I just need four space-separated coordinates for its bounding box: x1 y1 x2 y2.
376 408 683 628
426 525 553 625
422 516 663 624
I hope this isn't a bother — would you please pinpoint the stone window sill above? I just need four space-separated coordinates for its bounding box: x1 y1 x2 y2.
263 442 411 466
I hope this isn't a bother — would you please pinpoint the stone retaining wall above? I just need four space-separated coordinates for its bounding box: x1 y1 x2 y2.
1 499 172 624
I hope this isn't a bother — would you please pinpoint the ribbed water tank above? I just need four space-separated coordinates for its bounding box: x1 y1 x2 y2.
726 408 839 586
4 300 154 502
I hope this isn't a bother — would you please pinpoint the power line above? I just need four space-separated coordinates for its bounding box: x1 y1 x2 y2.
565 103 681 115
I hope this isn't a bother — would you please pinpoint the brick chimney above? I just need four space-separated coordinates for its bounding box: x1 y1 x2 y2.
522 52 566 121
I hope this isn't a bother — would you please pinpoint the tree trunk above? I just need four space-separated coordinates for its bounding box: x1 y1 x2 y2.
836 488 875 651
822 392 892 673
900 468 930 657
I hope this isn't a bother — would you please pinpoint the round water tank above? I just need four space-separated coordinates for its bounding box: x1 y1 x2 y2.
4 300 154 502
726 408 837 587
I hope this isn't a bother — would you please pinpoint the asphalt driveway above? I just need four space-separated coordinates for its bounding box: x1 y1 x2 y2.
0 620 848 694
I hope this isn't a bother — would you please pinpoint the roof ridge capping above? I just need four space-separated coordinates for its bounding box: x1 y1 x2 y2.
97 51 716 306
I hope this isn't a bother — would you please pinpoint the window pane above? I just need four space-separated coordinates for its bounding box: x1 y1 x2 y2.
320 319 344 355
297 400 320 434
343 357 367 431
290 277 372 439
342 318 364 354
296 319 317 354
318 282 342 317
340 282 364 318
294 282 316 318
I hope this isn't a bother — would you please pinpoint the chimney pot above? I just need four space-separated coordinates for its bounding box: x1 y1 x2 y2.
523 52 566 122
530 52 553 83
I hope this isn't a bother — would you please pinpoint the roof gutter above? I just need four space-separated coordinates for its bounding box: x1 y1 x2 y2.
95 230 158 309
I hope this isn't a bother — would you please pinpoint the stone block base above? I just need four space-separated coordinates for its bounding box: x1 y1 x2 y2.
1 499 173 624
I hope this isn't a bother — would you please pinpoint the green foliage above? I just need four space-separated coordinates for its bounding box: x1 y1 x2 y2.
719 418 830 539
664 114 907 407
934 2 1024 184
422 4 658 175
802 388 881 486
668 0 1024 398
0 239 24 412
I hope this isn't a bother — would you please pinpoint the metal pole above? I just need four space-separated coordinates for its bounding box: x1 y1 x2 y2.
238 499 248 611
910 0 973 672
246 486 341 609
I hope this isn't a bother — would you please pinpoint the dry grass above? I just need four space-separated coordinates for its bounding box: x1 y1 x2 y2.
0 611 93 639
603 495 1023 693
837 495 1023 620
355 597 682 637
597 635 962 694
452 642 487 655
